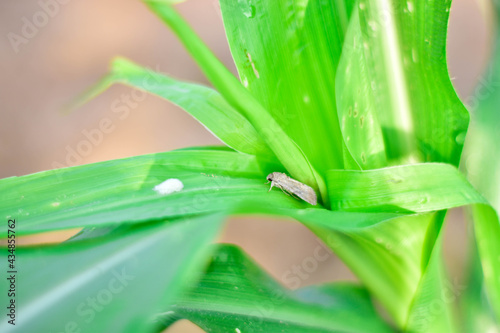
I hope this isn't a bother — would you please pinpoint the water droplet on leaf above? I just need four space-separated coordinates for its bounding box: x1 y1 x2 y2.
239 0 256 18
455 132 466 145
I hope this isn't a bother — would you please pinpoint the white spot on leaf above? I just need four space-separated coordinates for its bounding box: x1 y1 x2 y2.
153 179 184 195
407 1 414 13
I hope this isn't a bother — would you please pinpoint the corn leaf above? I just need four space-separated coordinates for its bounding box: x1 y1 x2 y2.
219 0 357 175
4 150 499 330
157 244 395 333
0 214 223 333
337 0 469 167
323 163 500 327
0 147 304 236
144 1 327 200
75 57 275 159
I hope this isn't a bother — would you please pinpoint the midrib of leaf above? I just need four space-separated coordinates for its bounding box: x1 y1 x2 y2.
365 0 417 163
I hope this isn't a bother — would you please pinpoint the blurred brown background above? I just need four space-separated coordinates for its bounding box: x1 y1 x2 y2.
0 0 493 332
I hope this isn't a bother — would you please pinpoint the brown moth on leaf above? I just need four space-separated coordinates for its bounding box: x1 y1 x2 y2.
266 172 317 206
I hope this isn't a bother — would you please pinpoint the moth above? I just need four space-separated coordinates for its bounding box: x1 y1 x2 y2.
266 172 317 205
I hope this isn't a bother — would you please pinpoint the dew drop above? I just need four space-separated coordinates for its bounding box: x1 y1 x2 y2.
239 0 256 18
303 94 310 104
419 196 429 204
455 132 466 145
242 77 249 87
51 202 60 207
348 107 352 117
368 21 378 31
353 109 359 118
359 2 366 10
361 152 367 164
359 116 365 127
217 252 229 262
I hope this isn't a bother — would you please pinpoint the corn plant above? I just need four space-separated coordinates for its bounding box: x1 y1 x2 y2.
2 0 500 332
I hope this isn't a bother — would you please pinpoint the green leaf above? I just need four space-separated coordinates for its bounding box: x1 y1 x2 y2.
323 163 500 327
158 244 395 333
0 214 223 333
327 163 484 213
143 1 327 201
75 57 275 159
219 0 356 175
404 216 456 333
336 0 469 168
303 211 436 328
0 147 306 236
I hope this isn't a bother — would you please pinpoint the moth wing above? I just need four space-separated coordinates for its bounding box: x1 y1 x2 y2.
278 177 317 205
